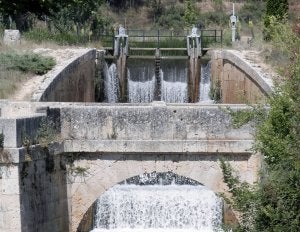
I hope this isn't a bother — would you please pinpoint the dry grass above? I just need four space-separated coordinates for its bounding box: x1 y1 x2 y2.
0 68 29 99
0 43 57 99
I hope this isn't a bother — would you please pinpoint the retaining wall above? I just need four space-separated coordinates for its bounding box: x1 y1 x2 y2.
210 50 273 103
32 49 96 102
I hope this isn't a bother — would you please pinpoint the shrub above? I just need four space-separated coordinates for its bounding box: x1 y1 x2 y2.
0 52 55 75
23 28 89 45
264 0 289 39
222 21 300 232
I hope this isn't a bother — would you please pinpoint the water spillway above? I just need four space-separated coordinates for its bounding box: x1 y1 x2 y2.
104 63 119 103
199 63 213 103
102 59 212 104
160 59 188 103
90 173 223 232
127 59 155 103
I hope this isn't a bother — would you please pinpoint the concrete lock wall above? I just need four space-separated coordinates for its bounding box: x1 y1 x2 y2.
59 103 255 154
32 49 96 102
210 50 273 104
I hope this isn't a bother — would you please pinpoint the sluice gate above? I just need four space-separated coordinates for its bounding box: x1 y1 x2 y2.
102 26 223 103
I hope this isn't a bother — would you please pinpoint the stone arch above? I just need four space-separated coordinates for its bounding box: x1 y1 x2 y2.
68 153 241 232
77 171 207 231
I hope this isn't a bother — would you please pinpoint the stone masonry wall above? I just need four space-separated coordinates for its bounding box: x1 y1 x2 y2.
210 50 273 103
19 148 69 232
69 152 261 232
58 102 254 154
32 49 96 102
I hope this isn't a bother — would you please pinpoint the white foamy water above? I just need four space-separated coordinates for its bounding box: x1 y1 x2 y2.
91 184 223 232
199 63 213 104
128 70 155 103
161 70 188 103
104 63 119 103
91 229 221 232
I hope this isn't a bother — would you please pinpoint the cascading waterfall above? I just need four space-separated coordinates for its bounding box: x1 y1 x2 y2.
199 63 213 103
91 173 223 232
161 72 188 103
104 63 119 103
102 59 213 104
128 70 155 103
160 61 188 103
127 60 156 103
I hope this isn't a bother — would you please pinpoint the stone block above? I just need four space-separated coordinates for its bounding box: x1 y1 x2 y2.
3 30 20 46
1 177 19 195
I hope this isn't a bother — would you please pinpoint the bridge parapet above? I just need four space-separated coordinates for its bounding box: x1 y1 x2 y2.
51 102 255 154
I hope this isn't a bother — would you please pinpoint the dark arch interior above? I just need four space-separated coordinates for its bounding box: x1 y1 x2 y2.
119 171 203 185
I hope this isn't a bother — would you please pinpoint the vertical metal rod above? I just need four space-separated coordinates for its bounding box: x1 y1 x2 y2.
221 30 223 47
215 30 217 42
157 29 160 48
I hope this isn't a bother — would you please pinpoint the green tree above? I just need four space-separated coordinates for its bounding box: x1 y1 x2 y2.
221 20 300 231
184 0 197 26
254 19 300 231
264 0 289 38
0 0 69 30
149 0 164 23
58 0 103 36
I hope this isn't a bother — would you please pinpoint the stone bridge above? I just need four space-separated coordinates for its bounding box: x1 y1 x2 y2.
0 47 273 232
0 101 260 232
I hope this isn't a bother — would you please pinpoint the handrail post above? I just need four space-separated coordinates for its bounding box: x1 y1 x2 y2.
157 29 160 48
221 30 223 47
215 30 217 42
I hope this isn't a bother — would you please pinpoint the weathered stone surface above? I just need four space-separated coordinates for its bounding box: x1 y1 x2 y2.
32 49 96 102
210 50 273 103
18 148 69 232
3 30 20 45
59 103 255 143
0 116 44 148
69 152 261 232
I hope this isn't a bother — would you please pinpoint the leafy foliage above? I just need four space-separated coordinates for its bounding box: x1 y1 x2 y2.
157 6 185 30
239 1 266 24
209 79 221 103
226 106 267 129
36 118 60 147
184 0 197 26
264 0 289 39
220 159 257 231
0 0 73 31
23 28 89 45
149 0 164 23
254 21 300 230
222 20 300 232
0 52 55 75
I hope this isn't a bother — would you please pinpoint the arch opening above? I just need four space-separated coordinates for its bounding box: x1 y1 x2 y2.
77 171 223 232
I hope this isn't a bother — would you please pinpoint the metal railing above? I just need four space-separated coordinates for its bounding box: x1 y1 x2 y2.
101 29 222 57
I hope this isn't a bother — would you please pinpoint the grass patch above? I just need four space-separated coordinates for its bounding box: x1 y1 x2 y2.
0 52 55 75
0 50 56 98
0 69 26 98
23 28 90 46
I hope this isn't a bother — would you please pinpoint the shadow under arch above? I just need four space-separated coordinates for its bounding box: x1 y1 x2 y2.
77 171 219 232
